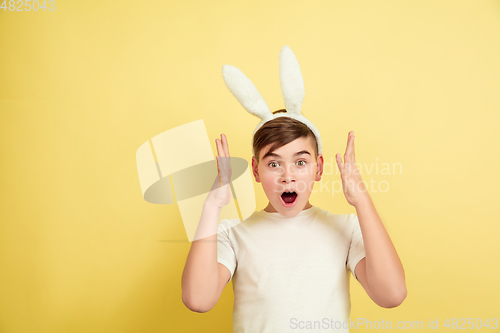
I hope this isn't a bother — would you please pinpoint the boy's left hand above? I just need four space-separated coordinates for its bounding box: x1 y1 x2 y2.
336 131 370 207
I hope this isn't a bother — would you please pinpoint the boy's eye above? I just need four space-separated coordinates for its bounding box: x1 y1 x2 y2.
296 160 306 166
269 162 280 168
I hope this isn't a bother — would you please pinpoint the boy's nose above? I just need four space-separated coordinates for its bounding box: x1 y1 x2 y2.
281 170 295 183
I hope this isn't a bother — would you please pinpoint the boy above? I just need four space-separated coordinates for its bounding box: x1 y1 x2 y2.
181 47 406 332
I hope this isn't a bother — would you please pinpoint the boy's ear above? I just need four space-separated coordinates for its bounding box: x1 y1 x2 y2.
315 154 324 182
251 156 261 183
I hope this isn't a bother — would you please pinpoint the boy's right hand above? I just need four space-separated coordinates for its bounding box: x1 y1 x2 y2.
206 134 233 209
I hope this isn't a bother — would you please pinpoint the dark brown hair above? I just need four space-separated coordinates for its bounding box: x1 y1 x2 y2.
253 109 319 164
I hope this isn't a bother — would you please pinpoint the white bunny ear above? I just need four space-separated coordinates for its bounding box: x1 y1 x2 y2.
222 64 272 120
279 46 305 115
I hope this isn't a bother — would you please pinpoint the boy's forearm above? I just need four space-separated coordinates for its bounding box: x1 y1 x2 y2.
181 201 222 311
354 194 406 304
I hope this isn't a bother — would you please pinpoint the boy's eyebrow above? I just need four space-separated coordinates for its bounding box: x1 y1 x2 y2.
262 150 311 160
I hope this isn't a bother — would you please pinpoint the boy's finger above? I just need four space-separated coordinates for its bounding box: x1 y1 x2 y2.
215 156 222 182
352 138 355 161
215 139 221 156
350 133 355 158
220 135 227 157
344 132 354 164
336 153 344 174
221 134 230 157
216 138 226 157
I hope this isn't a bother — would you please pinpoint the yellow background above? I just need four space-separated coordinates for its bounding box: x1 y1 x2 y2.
1 0 499 332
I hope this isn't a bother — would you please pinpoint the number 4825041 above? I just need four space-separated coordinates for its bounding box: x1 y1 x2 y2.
1 0 55 11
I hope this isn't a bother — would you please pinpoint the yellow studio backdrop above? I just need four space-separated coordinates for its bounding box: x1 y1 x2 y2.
1 1 499 332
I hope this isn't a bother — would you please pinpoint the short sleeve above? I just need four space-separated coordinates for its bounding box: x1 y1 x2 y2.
346 213 366 281
217 219 237 281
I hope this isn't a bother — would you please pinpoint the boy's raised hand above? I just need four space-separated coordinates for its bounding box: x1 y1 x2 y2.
206 134 233 209
335 131 369 207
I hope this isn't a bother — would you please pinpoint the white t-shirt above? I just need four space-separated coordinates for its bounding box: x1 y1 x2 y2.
217 206 366 333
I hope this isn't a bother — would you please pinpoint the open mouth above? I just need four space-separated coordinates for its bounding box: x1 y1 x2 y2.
280 191 298 207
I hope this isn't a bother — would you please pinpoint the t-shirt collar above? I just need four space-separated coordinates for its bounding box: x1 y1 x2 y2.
258 205 318 219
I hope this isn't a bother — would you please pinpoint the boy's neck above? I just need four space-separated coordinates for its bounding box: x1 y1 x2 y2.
263 201 313 213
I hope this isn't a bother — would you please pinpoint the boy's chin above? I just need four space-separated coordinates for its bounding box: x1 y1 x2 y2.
272 199 307 217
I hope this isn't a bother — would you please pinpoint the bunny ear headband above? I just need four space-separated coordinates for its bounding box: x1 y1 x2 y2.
221 45 323 156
